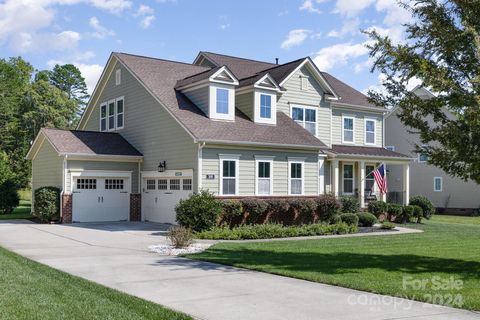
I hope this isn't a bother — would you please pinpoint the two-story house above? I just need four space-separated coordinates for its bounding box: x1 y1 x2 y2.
386 87 480 214
26 51 411 224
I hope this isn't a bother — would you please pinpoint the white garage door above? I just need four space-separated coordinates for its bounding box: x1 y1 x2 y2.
143 177 192 224
72 177 130 222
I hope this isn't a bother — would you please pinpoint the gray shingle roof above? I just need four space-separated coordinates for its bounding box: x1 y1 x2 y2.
114 52 326 149
330 144 410 159
175 66 221 88
238 58 305 88
42 128 143 156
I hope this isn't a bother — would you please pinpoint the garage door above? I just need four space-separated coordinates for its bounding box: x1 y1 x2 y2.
143 177 192 224
72 177 130 222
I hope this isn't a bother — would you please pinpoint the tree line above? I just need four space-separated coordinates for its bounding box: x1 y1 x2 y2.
0 57 89 197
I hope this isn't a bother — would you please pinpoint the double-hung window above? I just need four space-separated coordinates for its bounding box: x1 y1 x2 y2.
364 118 376 145
343 164 354 195
433 177 442 192
116 98 124 129
418 145 429 163
292 106 316 136
100 103 107 131
343 116 354 143
220 156 238 195
260 94 271 119
256 158 273 195
289 161 304 195
108 100 115 130
365 165 375 192
216 88 229 114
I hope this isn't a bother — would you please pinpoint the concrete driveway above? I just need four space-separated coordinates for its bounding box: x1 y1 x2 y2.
0 220 478 320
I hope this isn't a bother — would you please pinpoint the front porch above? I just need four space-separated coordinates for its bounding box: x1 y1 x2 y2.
325 147 410 208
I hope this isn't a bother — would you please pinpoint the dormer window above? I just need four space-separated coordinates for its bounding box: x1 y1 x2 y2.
216 88 229 114
260 94 271 119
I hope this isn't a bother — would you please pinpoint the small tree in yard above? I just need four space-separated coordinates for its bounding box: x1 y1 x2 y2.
365 0 480 184
175 190 223 232
34 187 60 222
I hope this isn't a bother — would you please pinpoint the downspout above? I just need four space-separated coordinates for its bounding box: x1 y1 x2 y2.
197 142 206 192
60 155 67 219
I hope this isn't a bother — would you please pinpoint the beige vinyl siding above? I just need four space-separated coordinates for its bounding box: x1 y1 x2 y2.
331 107 383 147
183 86 209 116
277 66 331 145
80 61 197 190
236 91 253 120
386 108 480 209
66 160 139 193
201 146 319 196
32 139 63 204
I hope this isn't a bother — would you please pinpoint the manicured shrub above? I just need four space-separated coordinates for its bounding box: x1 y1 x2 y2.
381 221 396 230
195 222 358 240
356 212 377 227
0 180 20 215
387 203 403 216
339 213 359 226
175 190 223 232
221 200 243 227
290 198 317 224
368 200 388 217
340 196 360 213
330 214 342 225
241 198 269 224
411 205 424 223
34 187 60 222
400 205 415 223
167 226 193 248
316 194 340 222
409 196 435 220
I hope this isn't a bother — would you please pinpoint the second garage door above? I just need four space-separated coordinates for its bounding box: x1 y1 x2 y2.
143 177 193 224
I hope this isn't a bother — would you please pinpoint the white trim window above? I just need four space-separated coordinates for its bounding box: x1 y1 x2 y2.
116 97 124 129
418 146 429 163
115 69 121 85
260 94 272 119
342 115 355 143
364 118 376 145
100 103 107 132
219 155 239 195
216 88 229 114
288 160 304 195
108 100 115 130
255 157 273 195
365 165 375 192
291 105 317 136
343 163 354 195
433 177 443 192
385 146 395 151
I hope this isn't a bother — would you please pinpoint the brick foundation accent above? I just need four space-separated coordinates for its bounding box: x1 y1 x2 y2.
130 193 141 221
62 193 73 224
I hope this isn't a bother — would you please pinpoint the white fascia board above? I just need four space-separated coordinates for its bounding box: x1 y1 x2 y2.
61 153 143 162
209 66 239 85
200 139 324 151
330 101 387 113
253 73 281 92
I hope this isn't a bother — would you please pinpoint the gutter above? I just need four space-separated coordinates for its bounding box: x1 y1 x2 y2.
198 139 324 151
197 142 205 192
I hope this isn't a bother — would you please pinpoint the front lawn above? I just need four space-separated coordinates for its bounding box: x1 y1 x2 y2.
187 215 480 311
0 200 33 220
0 246 191 320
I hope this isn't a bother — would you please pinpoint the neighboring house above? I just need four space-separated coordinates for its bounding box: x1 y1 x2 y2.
385 87 480 214
26 51 411 224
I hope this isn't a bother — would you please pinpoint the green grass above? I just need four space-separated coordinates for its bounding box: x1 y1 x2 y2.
0 246 191 320
187 215 480 311
0 200 33 220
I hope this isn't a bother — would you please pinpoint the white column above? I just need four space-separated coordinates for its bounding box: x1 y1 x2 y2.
359 160 365 208
403 163 410 205
333 160 339 197
381 162 387 202
319 158 325 195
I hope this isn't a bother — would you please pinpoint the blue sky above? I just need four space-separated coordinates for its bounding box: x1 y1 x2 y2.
0 0 411 94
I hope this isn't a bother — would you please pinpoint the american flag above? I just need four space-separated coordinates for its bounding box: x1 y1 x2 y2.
373 164 388 194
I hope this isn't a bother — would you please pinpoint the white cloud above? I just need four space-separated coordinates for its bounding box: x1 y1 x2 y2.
313 42 370 71
75 62 104 94
363 73 422 95
88 0 132 13
88 16 115 39
278 10 289 16
327 17 361 38
218 15 230 30
10 30 81 53
299 0 323 14
333 0 375 17
364 25 404 44
281 29 311 49
375 0 411 25
140 15 155 29
135 4 155 29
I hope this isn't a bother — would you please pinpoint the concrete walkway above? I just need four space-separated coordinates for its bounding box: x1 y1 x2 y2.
0 220 478 320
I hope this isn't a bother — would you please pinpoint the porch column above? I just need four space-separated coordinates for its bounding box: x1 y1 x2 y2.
403 163 410 205
381 162 387 202
359 160 365 208
333 159 339 197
